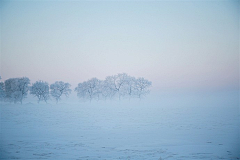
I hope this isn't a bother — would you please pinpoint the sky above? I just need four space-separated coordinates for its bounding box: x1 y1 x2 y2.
0 1 239 91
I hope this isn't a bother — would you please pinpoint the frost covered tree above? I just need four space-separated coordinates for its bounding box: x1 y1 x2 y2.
123 76 136 99
103 76 117 99
103 74 151 100
75 73 152 102
17 77 30 104
105 73 129 100
0 76 5 101
4 77 30 104
134 77 152 99
50 81 71 103
30 81 50 103
75 78 101 102
99 80 115 100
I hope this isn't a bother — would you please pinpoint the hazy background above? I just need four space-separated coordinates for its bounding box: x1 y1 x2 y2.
1 2 239 159
0 1 239 92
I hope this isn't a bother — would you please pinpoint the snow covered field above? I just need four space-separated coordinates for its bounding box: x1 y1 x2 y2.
0 91 239 160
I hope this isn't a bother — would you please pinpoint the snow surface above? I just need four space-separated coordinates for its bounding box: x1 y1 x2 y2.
0 91 239 160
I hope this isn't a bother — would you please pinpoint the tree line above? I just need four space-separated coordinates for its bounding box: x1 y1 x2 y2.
0 73 151 104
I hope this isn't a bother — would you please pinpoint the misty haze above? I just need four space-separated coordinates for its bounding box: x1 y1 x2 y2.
0 1 239 160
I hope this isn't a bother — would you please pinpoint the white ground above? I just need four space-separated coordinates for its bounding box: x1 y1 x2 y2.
0 91 239 159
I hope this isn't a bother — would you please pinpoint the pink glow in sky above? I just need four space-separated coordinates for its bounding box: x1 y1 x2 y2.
1 1 239 91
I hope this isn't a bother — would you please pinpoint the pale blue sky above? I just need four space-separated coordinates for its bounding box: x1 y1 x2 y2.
0 1 239 91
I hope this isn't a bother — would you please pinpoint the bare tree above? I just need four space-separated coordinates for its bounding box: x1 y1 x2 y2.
50 81 71 103
75 73 152 102
134 77 152 99
4 77 30 104
123 76 136 99
30 81 50 103
75 78 101 102
105 73 129 100
0 76 5 101
99 80 115 100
